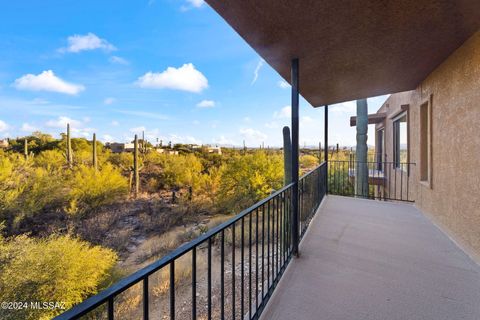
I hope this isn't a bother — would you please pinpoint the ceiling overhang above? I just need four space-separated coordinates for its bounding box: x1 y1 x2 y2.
205 0 480 107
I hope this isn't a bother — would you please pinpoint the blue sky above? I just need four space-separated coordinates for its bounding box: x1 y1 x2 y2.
0 0 388 147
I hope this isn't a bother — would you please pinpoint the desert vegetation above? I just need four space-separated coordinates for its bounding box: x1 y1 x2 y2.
0 129 322 319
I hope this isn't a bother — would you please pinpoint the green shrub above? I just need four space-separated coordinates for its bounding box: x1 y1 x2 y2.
217 151 283 213
0 233 117 320
67 164 128 215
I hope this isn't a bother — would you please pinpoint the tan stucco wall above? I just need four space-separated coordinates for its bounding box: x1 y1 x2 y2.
376 30 480 262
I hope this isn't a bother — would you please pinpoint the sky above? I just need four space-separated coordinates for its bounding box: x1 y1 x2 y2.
0 0 388 147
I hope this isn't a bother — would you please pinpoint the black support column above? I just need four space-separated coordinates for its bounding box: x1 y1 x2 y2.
324 105 328 194
291 58 300 257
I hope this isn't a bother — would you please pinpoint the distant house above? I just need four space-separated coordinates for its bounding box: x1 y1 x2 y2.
207 146 222 155
107 142 135 153
0 139 8 149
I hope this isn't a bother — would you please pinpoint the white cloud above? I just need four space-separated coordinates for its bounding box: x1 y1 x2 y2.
111 120 119 126
251 59 264 85
301 116 314 124
180 0 204 10
330 101 356 114
196 100 215 108
46 116 82 129
243 117 251 123
214 135 234 145
265 121 279 129
104 97 116 105
240 128 267 143
130 126 146 134
273 105 291 119
0 120 9 132
115 109 169 120
21 123 37 132
110 56 129 65
60 33 116 53
102 134 115 142
136 63 208 93
278 80 290 89
13 70 85 95
186 0 204 7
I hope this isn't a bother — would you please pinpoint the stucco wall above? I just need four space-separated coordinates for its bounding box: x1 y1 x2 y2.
375 30 480 262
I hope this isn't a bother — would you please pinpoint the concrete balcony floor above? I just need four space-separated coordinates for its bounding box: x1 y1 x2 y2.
261 195 480 320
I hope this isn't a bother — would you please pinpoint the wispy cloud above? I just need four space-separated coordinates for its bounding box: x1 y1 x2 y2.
45 116 83 129
104 97 116 105
251 59 264 85
21 123 37 132
136 63 208 93
13 70 85 95
196 99 215 108
115 109 169 120
180 0 205 11
330 101 356 114
59 33 116 53
240 128 267 143
278 80 290 89
0 120 10 132
273 105 291 119
110 56 129 65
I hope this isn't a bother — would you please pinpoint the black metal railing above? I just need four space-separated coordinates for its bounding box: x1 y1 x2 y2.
327 160 415 202
56 163 327 320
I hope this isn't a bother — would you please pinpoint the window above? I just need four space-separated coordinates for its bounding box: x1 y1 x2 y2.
393 112 408 169
420 100 431 184
376 128 384 171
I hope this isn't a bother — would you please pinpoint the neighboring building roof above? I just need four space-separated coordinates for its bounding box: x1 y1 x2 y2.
350 113 386 127
205 0 480 106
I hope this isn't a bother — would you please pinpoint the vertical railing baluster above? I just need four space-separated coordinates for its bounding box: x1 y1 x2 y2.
232 223 236 320
108 296 114 320
276 194 280 278
207 238 212 320
261 204 265 301
255 209 259 311
249 213 252 319
241 217 245 320
221 230 225 320
143 277 149 320
267 200 270 292
170 260 175 320
192 247 196 320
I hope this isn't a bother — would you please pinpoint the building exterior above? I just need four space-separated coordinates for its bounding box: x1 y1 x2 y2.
0 139 9 149
106 142 135 153
374 30 480 262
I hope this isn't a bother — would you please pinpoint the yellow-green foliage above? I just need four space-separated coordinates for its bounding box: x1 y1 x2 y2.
300 154 319 169
34 149 66 169
67 164 128 214
0 154 67 224
0 233 117 320
217 151 283 213
157 153 203 190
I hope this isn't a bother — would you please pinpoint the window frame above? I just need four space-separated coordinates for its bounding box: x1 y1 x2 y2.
419 95 433 188
392 111 408 170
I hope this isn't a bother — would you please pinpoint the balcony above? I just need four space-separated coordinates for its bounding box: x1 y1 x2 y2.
260 195 480 320
56 162 480 319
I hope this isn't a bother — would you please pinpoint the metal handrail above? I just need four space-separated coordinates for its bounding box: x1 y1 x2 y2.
56 163 327 320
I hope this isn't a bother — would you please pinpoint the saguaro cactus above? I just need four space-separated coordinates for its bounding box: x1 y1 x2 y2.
318 142 322 162
283 126 292 185
92 133 98 171
66 123 73 168
131 134 142 197
355 99 369 197
24 138 28 160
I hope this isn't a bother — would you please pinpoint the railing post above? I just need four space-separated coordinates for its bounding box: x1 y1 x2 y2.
324 105 328 194
291 58 300 257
